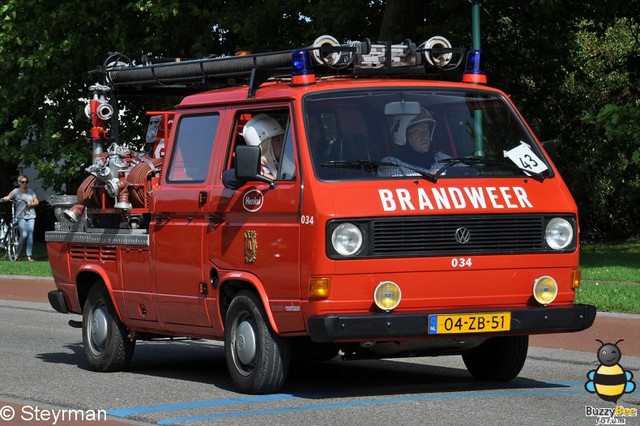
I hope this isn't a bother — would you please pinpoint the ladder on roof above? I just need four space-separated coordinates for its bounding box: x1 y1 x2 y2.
98 35 466 96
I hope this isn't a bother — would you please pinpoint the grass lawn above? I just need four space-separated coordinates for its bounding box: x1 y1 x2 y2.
2 241 639 313
576 241 640 314
0 242 52 277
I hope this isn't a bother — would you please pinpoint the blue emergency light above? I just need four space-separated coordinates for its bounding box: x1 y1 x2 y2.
291 49 316 86
462 49 487 84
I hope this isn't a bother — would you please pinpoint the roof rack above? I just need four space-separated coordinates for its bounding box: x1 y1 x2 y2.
97 35 466 96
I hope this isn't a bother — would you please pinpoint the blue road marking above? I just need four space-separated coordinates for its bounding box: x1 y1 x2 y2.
108 382 585 424
107 393 298 417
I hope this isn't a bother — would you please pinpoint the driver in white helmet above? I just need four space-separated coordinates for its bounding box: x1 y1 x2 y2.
242 113 284 179
381 107 450 176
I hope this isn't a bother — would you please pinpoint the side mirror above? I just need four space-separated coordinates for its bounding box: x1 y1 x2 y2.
228 145 275 189
235 145 261 179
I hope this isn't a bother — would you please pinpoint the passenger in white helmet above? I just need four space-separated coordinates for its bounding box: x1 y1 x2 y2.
242 113 284 179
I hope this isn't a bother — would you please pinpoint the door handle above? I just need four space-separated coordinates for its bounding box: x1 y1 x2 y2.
198 191 208 206
155 215 170 222
209 215 225 224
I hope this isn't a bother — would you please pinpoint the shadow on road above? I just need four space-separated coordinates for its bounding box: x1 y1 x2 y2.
37 339 573 398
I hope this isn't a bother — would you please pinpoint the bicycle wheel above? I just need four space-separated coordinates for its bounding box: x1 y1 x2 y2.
7 226 20 261
0 221 7 250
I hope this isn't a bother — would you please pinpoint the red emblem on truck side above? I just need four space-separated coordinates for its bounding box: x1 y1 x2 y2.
242 189 264 212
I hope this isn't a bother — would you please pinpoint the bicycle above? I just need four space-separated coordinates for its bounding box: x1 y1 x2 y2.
0 199 23 261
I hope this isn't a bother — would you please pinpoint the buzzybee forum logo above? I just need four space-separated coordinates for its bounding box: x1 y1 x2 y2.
584 339 637 425
585 339 636 402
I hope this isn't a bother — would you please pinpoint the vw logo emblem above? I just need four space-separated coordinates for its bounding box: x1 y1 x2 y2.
454 227 471 244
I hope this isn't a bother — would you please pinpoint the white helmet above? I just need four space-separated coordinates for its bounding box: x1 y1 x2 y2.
390 108 436 145
243 114 284 146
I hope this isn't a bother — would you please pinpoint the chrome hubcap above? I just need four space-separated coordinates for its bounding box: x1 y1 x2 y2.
235 320 257 365
90 306 109 351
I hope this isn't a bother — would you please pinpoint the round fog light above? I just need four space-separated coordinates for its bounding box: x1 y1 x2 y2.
533 276 558 305
374 281 401 311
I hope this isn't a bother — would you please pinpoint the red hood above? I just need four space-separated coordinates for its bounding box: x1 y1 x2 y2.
315 177 576 218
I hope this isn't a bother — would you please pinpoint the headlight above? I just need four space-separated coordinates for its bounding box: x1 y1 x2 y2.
532 275 558 305
331 223 363 256
374 281 402 311
545 217 574 250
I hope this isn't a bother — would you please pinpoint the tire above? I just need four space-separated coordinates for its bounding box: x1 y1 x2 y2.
462 335 528 381
224 290 290 394
82 283 135 372
7 227 20 261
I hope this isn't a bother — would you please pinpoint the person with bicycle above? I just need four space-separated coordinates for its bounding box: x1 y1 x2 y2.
2 175 39 261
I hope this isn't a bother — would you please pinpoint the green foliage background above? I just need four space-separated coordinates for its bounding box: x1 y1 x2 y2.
1 0 639 241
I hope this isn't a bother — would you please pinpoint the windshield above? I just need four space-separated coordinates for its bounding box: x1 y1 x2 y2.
303 89 552 181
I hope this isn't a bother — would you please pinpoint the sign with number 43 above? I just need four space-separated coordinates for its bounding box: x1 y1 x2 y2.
504 142 549 175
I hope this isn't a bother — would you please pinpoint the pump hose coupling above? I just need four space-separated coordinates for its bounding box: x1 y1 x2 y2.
96 102 114 121
63 204 85 223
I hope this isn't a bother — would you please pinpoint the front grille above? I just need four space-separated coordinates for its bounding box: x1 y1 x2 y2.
372 214 545 257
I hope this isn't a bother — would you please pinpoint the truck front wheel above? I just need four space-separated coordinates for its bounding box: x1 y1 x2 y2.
462 335 528 381
82 283 135 371
224 290 290 394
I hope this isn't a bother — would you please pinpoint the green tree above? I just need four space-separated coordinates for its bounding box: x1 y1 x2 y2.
0 0 220 193
560 18 640 240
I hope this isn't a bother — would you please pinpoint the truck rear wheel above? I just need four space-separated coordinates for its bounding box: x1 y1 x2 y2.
462 335 528 381
224 290 290 394
82 283 135 371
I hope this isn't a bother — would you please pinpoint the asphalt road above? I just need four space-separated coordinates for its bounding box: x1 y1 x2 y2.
1 276 638 426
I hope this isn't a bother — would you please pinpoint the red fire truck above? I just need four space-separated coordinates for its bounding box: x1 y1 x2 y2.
46 34 595 394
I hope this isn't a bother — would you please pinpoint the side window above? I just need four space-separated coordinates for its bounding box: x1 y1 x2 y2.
278 123 295 180
229 110 295 181
167 114 219 182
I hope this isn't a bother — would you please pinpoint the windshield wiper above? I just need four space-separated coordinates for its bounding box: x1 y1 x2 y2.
436 156 546 182
321 160 382 173
321 160 438 183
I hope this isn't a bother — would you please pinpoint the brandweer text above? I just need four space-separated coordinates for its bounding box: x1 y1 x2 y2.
378 186 533 211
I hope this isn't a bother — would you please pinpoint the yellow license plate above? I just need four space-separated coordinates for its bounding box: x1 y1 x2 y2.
428 312 511 335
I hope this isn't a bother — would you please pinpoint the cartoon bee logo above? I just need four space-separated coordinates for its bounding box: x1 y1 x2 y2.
585 339 636 403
